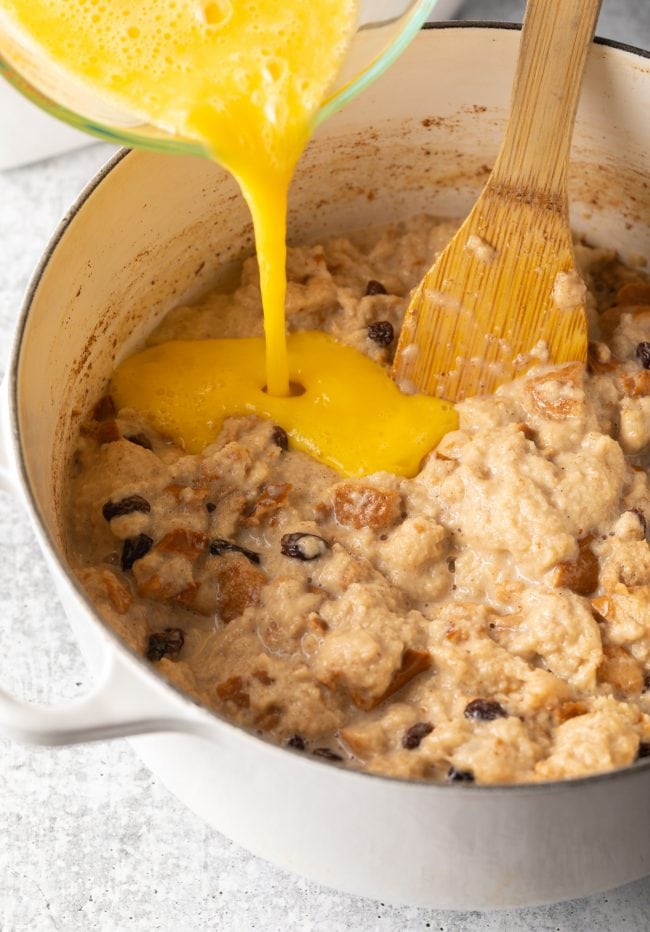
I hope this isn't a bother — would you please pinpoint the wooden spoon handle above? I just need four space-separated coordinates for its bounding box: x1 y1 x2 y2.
490 0 602 201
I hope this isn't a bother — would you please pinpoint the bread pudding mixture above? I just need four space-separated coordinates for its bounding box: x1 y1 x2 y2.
66 216 650 784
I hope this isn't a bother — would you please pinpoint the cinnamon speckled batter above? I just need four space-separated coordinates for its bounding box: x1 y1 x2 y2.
66 216 650 784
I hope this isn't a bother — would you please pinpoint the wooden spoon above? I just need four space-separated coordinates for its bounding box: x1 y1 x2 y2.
393 0 602 401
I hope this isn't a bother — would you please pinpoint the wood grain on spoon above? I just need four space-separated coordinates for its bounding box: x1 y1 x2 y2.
393 0 602 402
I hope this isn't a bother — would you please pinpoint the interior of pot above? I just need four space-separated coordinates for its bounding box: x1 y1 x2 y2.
11 25 650 552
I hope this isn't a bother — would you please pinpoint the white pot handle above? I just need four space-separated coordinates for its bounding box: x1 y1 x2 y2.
0 377 211 745
0 648 212 746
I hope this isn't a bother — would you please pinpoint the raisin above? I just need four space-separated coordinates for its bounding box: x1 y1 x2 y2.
287 734 307 751
272 425 289 451
102 495 151 522
146 627 185 662
206 502 217 514
121 534 153 571
448 766 475 783
402 721 434 750
312 747 343 762
644 673 650 693
209 538 260 565
636 342 650 369
637 742 650 760
365 279 387 296
464 698 508 721
125 433 153 450
367 320 394 346
446 556 456 573
280 532 329 561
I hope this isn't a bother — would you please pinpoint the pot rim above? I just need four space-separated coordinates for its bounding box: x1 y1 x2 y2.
7 22 650 793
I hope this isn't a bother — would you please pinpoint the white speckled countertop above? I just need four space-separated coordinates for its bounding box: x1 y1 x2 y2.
1 4 649 930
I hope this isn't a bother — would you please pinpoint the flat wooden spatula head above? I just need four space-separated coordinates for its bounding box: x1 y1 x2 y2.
393 187 589 401
393 0 600 402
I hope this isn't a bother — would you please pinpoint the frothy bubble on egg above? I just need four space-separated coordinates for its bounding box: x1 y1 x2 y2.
195 0 232 27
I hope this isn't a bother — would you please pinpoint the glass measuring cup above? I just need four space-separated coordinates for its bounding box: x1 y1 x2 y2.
0 1 437 157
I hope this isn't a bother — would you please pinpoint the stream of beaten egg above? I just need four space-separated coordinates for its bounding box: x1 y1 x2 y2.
2 0 457 474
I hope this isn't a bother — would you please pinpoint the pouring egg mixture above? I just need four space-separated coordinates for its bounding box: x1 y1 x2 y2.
1 0 455 473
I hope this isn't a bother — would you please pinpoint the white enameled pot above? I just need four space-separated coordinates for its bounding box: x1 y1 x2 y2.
1 25 649 910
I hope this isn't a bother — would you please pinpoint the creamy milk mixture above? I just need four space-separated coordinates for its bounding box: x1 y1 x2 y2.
66 216 650 784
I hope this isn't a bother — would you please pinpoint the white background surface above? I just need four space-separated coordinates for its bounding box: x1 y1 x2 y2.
1 4 650 930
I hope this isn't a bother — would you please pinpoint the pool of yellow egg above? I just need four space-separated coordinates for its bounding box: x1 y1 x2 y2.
111 332 457 478
3 0 458 475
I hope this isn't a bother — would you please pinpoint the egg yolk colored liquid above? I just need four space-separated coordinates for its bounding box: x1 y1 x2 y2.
111 332 457 477
3 0 457 476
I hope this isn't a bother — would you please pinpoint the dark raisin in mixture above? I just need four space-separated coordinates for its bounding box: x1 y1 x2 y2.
312 747 343 762
367 320 394 346
636 341 650 369
644 673 650 694
287 734 307 751
638 742 650 760
121 534 154 571
402 721 434 750
448 767 475 783
125 433 153 450
102 495 151 522
209 538 261 565
464 698 508 721
205 502 217 514
365 279 387 296
280 532 329 561
146 627 185 662
272 425 289 451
